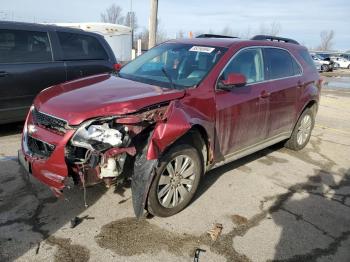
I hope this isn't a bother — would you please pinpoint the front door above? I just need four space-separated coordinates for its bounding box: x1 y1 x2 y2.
215 47 269 158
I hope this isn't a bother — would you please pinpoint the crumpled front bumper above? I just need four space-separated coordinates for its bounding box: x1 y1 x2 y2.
19 110 75 195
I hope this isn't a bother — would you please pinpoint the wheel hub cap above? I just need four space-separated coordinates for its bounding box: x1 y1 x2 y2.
157 155 195 208
297 114 312 145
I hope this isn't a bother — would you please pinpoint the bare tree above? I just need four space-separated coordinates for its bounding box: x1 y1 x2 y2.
135 20 168 50
100 4 125 24
125 11 138 30
318 30 335 51
136 28 149 50
259 22 281 36
156 20 168 44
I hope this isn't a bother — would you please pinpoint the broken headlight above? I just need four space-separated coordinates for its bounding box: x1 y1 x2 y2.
71 119 126 151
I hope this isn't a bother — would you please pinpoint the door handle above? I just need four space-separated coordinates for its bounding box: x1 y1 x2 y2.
0 71 9 77
260 90 270 99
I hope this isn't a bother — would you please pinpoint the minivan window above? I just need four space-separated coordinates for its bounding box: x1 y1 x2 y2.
264 48 300 79
221 48 264 84
0 29 52 64
57 32 108 61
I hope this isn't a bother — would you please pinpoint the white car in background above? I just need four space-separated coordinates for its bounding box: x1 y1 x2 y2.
310 53 331 72
340 54 350 61
331 56 350 69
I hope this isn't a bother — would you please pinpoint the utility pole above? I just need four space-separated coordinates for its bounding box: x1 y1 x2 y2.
129 0 134 49
148 0 158 49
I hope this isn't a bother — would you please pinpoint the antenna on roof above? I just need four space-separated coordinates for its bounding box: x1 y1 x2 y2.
251 35 299 45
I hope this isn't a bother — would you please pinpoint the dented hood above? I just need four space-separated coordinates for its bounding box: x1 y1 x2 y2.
34 74 185 125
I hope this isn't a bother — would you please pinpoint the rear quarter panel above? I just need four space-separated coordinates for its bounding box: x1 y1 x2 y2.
291 47 321 122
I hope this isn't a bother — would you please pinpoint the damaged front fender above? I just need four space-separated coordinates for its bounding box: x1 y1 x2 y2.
131 99 214 217
147 101 192 160
131 101 193 217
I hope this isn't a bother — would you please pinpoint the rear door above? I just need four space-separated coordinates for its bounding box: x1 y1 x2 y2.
0 28 66 123
263 47 302 138
215 47 269 157
55 31 114 80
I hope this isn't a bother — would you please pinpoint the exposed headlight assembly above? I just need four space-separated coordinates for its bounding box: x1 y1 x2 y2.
71 119 124 151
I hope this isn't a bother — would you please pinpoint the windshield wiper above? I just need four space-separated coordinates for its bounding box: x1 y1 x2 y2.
161 67 175 89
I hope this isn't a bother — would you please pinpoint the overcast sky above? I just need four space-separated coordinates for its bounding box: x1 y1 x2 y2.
1 0 349 51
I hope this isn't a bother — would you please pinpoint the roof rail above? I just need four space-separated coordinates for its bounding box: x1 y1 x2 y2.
251 35 300 45
196 34 238 39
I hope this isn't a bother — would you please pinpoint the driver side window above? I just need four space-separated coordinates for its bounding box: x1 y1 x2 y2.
222 48 264 84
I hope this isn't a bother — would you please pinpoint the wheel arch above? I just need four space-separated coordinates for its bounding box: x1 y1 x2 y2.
174 124 210 171
292 99 318 135
301 99 318 118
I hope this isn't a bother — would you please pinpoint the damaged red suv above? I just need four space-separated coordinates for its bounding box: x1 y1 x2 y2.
19 34 322 217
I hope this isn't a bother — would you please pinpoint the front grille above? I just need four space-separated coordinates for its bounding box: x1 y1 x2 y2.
32 108 67 134
27 136 55 158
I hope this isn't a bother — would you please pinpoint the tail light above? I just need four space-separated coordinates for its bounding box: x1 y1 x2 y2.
114 63 122 72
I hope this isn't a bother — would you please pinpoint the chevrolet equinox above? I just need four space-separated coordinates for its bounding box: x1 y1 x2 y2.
19 34 322 217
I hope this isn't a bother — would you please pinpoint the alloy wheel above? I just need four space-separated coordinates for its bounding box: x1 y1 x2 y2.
157 155 196 208
297 114 312 146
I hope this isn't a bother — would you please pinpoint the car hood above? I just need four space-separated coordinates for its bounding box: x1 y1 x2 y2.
34 74 185 125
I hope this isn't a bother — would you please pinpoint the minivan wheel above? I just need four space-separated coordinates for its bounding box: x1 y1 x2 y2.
147 144 202 217
321 65 328 72
285 108 315 151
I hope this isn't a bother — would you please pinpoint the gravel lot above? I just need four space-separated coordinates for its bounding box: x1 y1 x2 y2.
0 80 350 262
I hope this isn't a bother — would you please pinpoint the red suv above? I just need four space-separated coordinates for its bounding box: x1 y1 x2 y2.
19 35 322 217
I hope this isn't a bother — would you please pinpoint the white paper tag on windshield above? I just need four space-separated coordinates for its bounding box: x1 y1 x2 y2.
189 46 215 53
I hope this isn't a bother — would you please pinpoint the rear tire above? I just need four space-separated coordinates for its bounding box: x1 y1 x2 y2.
285 108 315 151
147 144 202 217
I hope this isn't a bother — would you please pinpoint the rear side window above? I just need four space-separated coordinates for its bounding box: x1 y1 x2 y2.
57 32 108 60
292 58 302 75
300 50 317 70
0 29 52 64
264 48 301 80
222 48 265 84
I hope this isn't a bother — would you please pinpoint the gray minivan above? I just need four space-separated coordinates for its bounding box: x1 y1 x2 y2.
0 21 118 124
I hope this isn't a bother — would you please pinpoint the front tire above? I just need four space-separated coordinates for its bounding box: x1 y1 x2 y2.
285 108 315 151
147 144 202 217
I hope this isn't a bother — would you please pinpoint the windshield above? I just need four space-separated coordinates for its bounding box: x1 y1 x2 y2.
119 43 227 89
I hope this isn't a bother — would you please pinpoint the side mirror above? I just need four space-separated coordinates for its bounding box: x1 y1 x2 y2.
218 73 247 90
